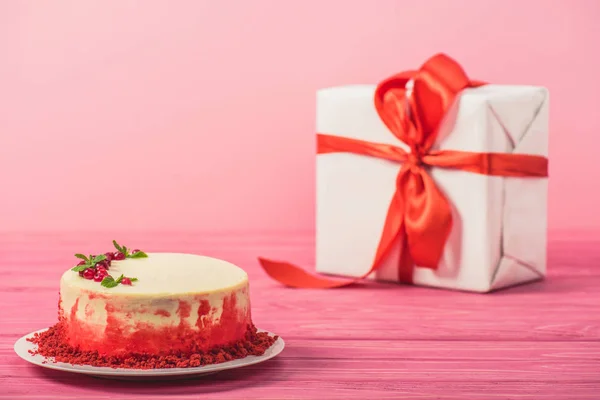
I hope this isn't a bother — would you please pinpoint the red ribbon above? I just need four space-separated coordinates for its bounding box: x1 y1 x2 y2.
258 53 549 289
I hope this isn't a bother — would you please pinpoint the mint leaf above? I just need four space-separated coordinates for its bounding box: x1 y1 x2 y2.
101 275 119 288
130 278 138 282
129 251 148 259
93 254 107 264
122 246 128 257
112 240 124 253
74 254 88 261
71 264 90 272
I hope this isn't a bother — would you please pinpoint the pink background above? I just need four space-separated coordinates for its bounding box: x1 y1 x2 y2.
1 1 599 233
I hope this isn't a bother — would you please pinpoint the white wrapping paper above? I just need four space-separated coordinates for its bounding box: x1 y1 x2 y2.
315 84 549 292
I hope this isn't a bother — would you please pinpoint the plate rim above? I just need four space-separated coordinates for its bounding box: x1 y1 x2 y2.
14 327 284 377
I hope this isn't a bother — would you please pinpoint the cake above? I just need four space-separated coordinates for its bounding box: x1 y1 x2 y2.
28 241 276 369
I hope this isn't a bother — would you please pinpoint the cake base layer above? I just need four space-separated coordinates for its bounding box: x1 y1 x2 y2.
28 322 276 369
61 288 251 356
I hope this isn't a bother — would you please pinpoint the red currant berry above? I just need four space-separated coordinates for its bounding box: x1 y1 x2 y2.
104 252 114 262
78 270 85 277
83 268 95 280
113 252 125 260
132 249 140 254
94 270 108 282
121 278 132 285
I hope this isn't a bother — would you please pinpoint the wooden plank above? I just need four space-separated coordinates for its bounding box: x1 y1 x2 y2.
2 341 599 398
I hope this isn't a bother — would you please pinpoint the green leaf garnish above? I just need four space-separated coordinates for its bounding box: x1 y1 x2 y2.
100 274 136 288
101 278 118 288
112 240 124 253
71 264 90 272
130 251 148 259
93 254 107 263
112 240 148 259
72 253 94 272
101 274 123 288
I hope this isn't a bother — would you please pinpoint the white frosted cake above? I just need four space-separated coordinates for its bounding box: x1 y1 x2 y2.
29 241 276 369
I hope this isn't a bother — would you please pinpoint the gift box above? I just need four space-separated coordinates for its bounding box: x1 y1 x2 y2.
259 54 549 292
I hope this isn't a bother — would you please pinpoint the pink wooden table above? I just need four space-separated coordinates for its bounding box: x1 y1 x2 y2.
2 231 599 399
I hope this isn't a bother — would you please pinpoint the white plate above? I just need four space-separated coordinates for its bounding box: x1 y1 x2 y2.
15 328 284 380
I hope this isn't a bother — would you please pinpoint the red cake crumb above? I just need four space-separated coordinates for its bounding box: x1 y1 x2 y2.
28 322 277 369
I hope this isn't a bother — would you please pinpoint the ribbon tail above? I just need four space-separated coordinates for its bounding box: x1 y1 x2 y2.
257 257 354 288
258 188 405 289
397 231 415 284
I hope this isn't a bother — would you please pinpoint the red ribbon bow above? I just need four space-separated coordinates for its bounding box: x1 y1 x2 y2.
259 54 549 288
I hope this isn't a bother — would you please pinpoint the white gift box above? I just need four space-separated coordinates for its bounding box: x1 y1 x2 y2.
315 84 549 292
